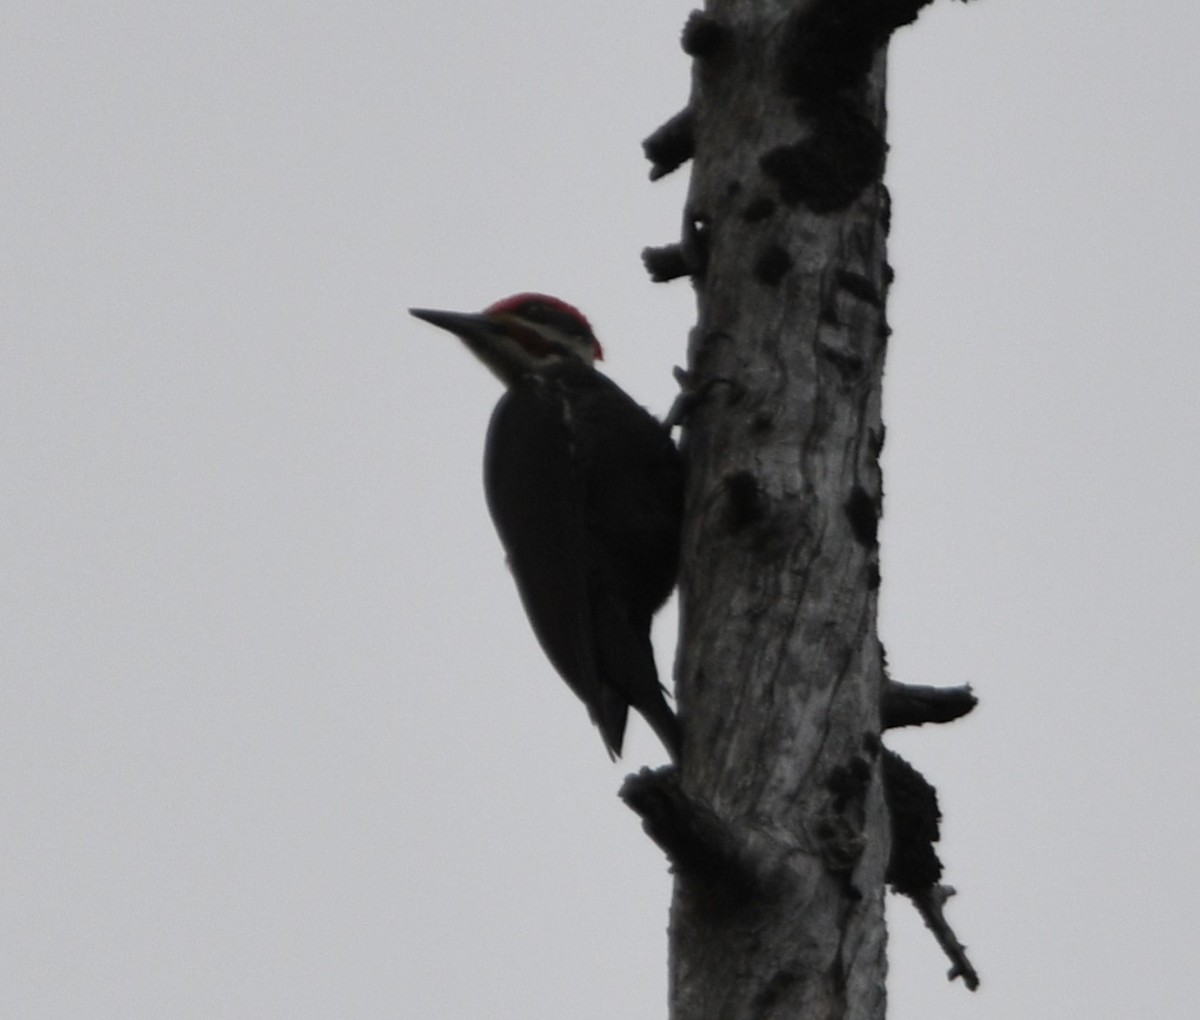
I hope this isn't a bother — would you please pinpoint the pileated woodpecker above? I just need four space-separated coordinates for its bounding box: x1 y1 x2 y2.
410 294 683 761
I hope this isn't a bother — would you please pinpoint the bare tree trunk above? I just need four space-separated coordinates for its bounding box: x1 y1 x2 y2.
637 4 899 1017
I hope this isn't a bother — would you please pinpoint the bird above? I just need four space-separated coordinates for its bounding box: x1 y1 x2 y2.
410 294 684 761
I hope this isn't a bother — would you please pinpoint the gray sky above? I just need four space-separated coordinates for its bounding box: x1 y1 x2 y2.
4 2 1198 1017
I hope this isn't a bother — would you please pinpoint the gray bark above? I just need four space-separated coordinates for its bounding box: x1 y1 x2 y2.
661 4 893 1017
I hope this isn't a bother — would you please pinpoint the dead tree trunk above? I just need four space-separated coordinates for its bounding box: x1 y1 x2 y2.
625 3 943 1017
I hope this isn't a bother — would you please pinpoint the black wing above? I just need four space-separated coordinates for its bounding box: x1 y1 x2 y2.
482 366 682 759
483 371 628 753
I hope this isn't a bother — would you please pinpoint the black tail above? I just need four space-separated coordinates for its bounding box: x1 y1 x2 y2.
590 592 681 763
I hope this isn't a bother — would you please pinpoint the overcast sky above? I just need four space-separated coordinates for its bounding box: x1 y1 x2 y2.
4 2 1198 1018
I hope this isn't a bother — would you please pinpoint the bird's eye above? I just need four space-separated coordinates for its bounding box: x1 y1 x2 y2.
521 301 548 322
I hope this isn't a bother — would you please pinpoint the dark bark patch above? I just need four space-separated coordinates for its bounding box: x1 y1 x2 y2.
843 485 879 548
753 243 793 286
814 815 866 877
759 99 886 213
780 0 935 97
780 3 877 96
882 749 943 896
751 412 774 435
681 10 728 59
876 1 937 36
827 755 872 812
723 470 767 533
742 195 777 222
